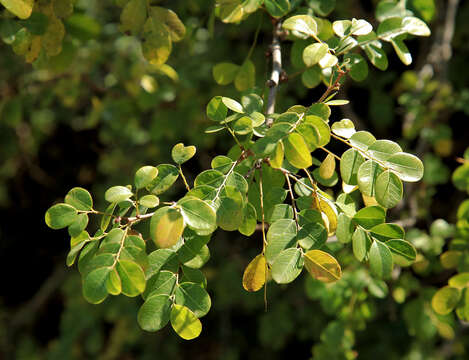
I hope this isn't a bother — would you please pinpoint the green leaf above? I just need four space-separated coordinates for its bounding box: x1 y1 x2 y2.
283 14 317 37
357 160 383 197
142 15 171 65
105 186 133 203
146 249 179 278
234 59 255 91
68 213 89 238
211 156 234 174
222 97 244 113
303 43 328 67
375 170 403 208
0 0 33 19
170 304 202 340
265 219 297 265
351 18 372 35
391 37 412 65
106 268 121 295
432 286 461 315
297 222 327 249
178 197 217 236
212 62 239 85
370 223 404 241
264 0 291 18
367 140 402 161
318 53 338 69
175 282 211 317
45 203 78 229
319 153 335 179
239 202 257 236
66 231 90 266
332 119 355 138
402 16 431 36
336 213 354 243
207 96 228 122
362 41 388 70
148 164 179 194
284 132 313 169
352 227 371 262
449 273 469 289
100 203 116 232
385 239 416 266
369 240 393 279
353 206 386 229
344 53 368 82
301 66 322 88
332 20 352 37
194 169 224 188
242 254 266 292
271 248 304 284
217 187 244 231
181 266 207 288
65 187 93 211
385 152 424 182
304 249 342 283
135 166 158 189
306 103 331 121
150 207 185 248
266 203 293 223
120 0 146 36
149 6 185 42
144 270 177 299
171 143 196 165
340 148 365 185
309 0 336 16
139 194 160 208
138 294 172 332
349 131 376 151
83 267 111 304
116 259 146 297
377 17 404 41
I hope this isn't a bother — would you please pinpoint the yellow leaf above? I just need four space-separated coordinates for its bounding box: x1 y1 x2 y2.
151 207 184 248
0 0 33 19
270 141 284 169
362 193 379 207
313 198 337 235
26 36 41 63
284 132 312 169
304 249 341 283
242 254 266 292
319 153 335 179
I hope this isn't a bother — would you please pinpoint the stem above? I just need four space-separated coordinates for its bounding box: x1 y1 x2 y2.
284 172 299 230
319 146 341 161
266 20 282 127
317 66 348 103
178 165 191 191
246 12 263 60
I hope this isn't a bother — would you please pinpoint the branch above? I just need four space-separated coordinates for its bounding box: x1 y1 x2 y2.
265 20 283 127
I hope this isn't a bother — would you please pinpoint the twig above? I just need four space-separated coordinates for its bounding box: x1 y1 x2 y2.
265 20 282 127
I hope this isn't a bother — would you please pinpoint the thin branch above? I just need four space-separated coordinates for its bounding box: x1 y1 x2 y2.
265 20 282 127
317 66 348 103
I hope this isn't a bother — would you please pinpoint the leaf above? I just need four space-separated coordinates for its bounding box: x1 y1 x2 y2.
148 164 179 194
100 203 116 232
367 140 402 161
351 18 372 36
207 96 228 122
385 152 424 182
357 160 383 197
146 249 179 278
370 223 404 241
138 294 172 332
171 143 196 165
222 97 244 113
120 0 146 35
284 132 313 169
385 239 416 266
304 249 342 283
377 17 404 41
449 273 469 289
318 53 338 68
178 197 217 236
170 304 202 340
234 59 255 91
271 248 304 284
194 169 224 188
135 166 158 189
432 286 461 315
336 213 354 243
116 259 146 297
270 142 285 169
319 153 335 179
175 282 211 318
105 186 133 203
344 53 368 82
332 20 352 37
369 240 393 279
265 219 297 264
217 187 244 231
353 206 386 229
0 0 33 19
402 16 431 36
144 270 177 299
139 194 160 208
142 15 171 65
106 268 122 295
212 62 239 85
283 14 317 37
332 119 355 138
264 0 291 18
352 227 371 262
149 6 185 42
242 254 266 292
150 207 185 248
340 148 365 185
375 170 403 208
45 203 78 229
349 131 376 151
301 66 322 88
302 43 328 67
308 0 336 16
239 202 257 236
68 213 89 238
297 222 327 249
65 187 93 211
83 267 111 304
391 37 412 65
362 41 388 70
67 231 90 266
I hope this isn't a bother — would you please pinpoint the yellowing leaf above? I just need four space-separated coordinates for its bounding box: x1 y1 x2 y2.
270 141 284 169
170 304 202 340
242 254 266 292
319 153 335 179
142 17 172 65
284 132 312 169
0 0 33 19
150 207 184 248
304 249 341 283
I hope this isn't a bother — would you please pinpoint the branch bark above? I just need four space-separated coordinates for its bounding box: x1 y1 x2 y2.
265 20 282 127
